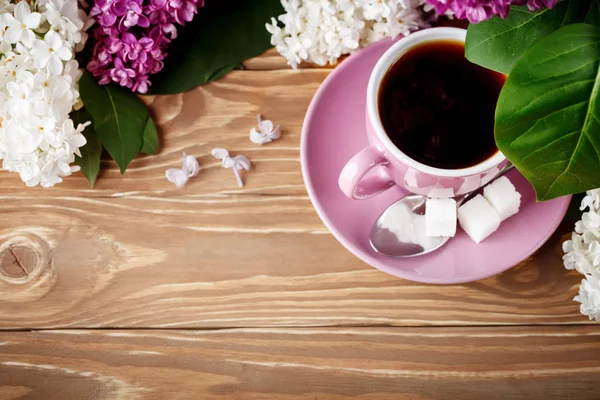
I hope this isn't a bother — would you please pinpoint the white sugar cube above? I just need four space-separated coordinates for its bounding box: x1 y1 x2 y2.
379 202 441 250
425 198 457 237
483 176 521 221
457 194 501 244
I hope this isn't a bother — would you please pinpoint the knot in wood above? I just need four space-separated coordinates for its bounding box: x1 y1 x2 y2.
0 247 35 278
0 232 51 284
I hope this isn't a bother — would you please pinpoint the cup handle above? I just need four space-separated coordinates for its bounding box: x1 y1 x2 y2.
338 145 395 200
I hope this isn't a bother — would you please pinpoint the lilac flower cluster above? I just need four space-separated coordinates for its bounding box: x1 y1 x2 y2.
87 0 204 93
424 0 558 23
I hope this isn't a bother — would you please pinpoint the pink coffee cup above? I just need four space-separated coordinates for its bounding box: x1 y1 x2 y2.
338 27 506 200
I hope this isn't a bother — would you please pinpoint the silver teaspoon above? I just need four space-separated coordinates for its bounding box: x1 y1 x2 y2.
369 162 515 258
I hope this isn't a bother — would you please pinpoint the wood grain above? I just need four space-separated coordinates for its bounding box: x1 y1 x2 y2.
0 68 588 329
1 327 599 400
0 205 585 329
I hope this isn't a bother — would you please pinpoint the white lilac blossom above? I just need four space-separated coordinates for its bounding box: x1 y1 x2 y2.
211 148 251 187
266 0 428 68
249 114 281 145
165 152 200 188
31 30 73 74
574 275 600 321
563 188 600 320
0 0 90 187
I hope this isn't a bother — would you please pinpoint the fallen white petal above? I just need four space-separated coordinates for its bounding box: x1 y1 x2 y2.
233 155 251 171
222 157 235 168
183 154 200 177
267 125 281 140
211 148 252 187
259 119 274 133
211 148 230 160
166 168 188 188
250 128 270 145
249 114 281 145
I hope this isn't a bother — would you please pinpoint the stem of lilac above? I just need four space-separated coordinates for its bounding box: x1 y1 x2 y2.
257 114 262 126
232 166 243 187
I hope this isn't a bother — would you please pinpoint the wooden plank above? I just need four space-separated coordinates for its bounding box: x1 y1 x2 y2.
0 326 599 399
0 214 586 328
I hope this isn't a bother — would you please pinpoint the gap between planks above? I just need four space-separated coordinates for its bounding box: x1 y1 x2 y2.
0 322 596 334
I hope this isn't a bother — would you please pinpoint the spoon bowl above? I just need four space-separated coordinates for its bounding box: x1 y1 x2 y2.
370 163 515 258
369 195 450 257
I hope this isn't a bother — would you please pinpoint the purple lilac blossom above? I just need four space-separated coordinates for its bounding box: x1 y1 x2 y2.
87 0 205 93
425 0 558 23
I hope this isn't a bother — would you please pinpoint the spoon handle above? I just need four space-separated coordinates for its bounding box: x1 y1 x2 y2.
457 162 515 206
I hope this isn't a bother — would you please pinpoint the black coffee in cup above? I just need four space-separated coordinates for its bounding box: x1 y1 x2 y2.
378 40 505 169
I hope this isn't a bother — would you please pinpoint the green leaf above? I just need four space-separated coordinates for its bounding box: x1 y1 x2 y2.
140 117 159 155
465 1 591 74
73 108 102 187
148 0 284 94
79 71 147 173
495 23 600 201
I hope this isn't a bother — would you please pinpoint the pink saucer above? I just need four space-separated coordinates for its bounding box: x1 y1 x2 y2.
300 39 571 284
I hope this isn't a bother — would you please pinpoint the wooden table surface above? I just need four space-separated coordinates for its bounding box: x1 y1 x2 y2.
0 48 599 400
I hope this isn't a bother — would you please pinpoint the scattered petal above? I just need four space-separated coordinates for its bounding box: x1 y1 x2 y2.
250 128 268 145
233 155 251 171
267 125 281 141
249 114 281 145
259 119 274 134
211 148 230 160
182 153 200 177
211 148 251 187
166 168 188 188
222 157 235 169
165 152 200 187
